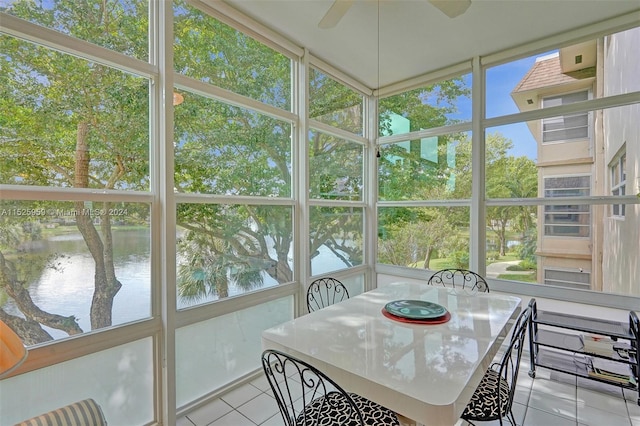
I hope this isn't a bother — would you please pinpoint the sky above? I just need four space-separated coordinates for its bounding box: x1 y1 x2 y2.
485 55 541 160
430 50 556 161
445 55 546 161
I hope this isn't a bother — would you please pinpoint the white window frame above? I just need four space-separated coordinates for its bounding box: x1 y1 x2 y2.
609 150 626 217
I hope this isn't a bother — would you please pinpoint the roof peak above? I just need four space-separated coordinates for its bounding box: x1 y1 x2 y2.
535 52 559 63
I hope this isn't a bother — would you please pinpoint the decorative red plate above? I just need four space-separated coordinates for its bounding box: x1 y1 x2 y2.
381 308 451 324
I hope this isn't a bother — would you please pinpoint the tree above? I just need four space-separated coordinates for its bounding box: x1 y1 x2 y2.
0 0 149 342
504 157 538 239
485 138 538 256
172 2 296 295
453 132 538 257
0 0 477 345
377 128 539 267
378 210 457 268
376 78 471 268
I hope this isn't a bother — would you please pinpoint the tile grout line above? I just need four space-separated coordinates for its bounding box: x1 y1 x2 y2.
184 373 638 426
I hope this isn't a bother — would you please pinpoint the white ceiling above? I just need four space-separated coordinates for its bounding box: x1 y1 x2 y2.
221 0 640 90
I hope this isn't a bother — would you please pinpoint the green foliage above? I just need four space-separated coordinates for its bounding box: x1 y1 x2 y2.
174 0 290 110
176 229 265 301
0 0 542 341
480 135 538 255
21 221 42 241
378 207 463 268
506 264 527 271
517 229 538 265
487 251 500 261
519 259 537 270
309 68 363 133
497 273 537 282
378 136 460 201
378 78 470 136
449 250 469 269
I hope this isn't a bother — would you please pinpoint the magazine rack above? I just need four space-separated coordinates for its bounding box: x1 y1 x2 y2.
527 299 639 405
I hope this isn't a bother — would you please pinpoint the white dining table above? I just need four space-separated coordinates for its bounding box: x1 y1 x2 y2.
261 282 522 426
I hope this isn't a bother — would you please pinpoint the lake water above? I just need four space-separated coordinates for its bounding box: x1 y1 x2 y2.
4 229 349 339
4 230 152 338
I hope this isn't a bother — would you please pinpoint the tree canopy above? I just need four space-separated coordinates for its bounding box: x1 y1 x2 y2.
0 0 537 345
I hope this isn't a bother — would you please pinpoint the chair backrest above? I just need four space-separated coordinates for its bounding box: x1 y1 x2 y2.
261 349 364 426
495 305 532 416
306 277 350 312
15 398 107 426
427 268 489 294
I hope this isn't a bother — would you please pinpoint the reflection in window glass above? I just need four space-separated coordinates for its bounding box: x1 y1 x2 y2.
0 200 151 344
0 36 150 189
378 132 471 201
310 207 363 275
309 68 363 135
174 0 291 110
377 207 470 270
379 73 471 136
0 0 149 61
309 130 363 201
176 204 292 309
174 92 292 197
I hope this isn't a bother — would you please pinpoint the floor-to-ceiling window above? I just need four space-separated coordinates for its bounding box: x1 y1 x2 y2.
307 65 369 296
377 71 473 272
170 0 299 411
0 1 156 424
482 27 640 297
377 24 640 302
0 1 372 423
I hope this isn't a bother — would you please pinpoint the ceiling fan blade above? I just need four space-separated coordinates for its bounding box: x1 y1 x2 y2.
318 0 355 29
428 0 471 18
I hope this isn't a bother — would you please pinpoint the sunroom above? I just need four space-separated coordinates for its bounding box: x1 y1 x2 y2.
0 1 639 425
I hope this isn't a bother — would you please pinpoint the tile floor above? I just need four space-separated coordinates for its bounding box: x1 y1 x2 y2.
178 360 640 426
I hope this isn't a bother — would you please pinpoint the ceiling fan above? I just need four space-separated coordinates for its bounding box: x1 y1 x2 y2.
318 0 472 29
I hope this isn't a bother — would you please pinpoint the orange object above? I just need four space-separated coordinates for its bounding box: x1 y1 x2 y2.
0 320 27 378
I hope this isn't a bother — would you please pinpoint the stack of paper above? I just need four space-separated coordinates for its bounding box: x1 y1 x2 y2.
581 334 614 357
589 357 631 384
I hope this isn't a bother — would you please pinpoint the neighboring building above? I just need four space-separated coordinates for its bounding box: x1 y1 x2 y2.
512 28 639 294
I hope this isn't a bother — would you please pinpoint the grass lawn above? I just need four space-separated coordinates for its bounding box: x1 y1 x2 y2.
497 273 537 282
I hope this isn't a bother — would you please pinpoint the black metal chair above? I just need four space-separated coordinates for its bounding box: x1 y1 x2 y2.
262 349 399 426
427 268 490 294
306 277 350 312
461 304 532 426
